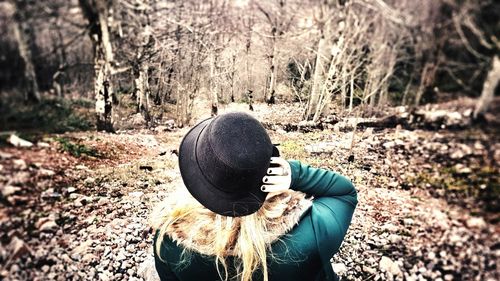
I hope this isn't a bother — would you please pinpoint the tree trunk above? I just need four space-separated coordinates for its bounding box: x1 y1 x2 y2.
79 0 115 132
474 56 500 118
349 72 354 112
266 41 277 104
12 1 40 103
305 37 330 120
414 62 436 106
135 64 149 117
210 53 219 116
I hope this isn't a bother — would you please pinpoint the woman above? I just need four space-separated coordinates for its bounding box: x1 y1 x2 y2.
151 112 357 281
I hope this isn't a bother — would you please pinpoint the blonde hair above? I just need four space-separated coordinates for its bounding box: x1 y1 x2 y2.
150 182 307 281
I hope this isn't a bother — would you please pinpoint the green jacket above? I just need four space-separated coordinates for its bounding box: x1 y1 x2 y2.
154 160 358 281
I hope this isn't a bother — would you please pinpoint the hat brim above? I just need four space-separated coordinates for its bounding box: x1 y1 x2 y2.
178 118 267 217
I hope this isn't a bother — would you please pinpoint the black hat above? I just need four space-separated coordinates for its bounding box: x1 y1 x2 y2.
178 112 274 217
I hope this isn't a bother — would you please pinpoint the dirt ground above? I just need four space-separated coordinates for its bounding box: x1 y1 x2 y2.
0 102 499 281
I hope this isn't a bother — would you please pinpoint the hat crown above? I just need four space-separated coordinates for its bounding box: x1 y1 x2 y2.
196 113 273 193
209 113 271 169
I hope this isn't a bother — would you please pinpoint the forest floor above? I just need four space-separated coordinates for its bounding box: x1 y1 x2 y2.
0 101 499 281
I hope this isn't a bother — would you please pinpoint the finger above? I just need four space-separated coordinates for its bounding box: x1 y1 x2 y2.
271 157 290 169
267 167 284 175
261 184 289 192
262 175 290 184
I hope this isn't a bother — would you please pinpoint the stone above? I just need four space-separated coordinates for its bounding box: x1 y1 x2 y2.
7 134 33 147
12 159 27 170
36 218 58 232
363 266 376 274
465 217 486 228
444 274 453 281
129 191 144 198
39 168 56 177
84 177 95 185
72 239 95 258
98 271 111 281
388 234 402 244
67 187 77 194
82 253 98 263
9 237 32 259
332 263 347 276
381 223 399 233
0 152 13 159
403 218 415 226
37 141 50 148
1 185 21 197
453 164 471 174
379 256 402 276
10 264 19 273
116 252 127 261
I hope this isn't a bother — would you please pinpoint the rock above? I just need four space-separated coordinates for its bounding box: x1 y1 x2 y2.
84 177 95 185
0 152 13 159
75 164 89 170
450 144 472 159
36 218 58 232
363 265 376 275
39 168 56 177
1 185 21 197
98 271 111 281
138 256 161 281
37 141 50 148
10 264 19 273
129 191 144 198
444 111 463 126
381 223 399 233
12 159 27 170
116 252 127 261
82 253 98 263
379 256 402 276
465 217 486 228
388 234 402 244
9 237 32 259
453 164 471 174
427 252 436 260
41 188 62 200
403 218 415 226
444 274 453 281
164 119 176 128
332 263 348 276
67 187 77 194
154 125 173 132
127 268 135 276
131 113 146 126
7 134 33 147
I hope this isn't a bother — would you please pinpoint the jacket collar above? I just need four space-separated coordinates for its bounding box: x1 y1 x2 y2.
166 191 313 256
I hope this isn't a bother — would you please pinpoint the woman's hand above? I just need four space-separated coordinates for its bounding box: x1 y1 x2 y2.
261 157 292 192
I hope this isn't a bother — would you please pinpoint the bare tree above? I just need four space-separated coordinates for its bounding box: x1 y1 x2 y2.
474 56 499 118
10 0 40 102
79 0 115 132
256 0 296 103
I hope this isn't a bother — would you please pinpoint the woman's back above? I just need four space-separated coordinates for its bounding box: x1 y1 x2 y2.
153 161 357 281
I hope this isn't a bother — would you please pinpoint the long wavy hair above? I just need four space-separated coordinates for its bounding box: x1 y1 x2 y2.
150 181 309 281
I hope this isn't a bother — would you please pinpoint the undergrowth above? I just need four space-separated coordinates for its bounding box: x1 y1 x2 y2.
55 137 100 158
0 97 94 133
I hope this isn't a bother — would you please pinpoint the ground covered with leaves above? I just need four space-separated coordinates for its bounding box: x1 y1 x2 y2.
0 101 498 281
